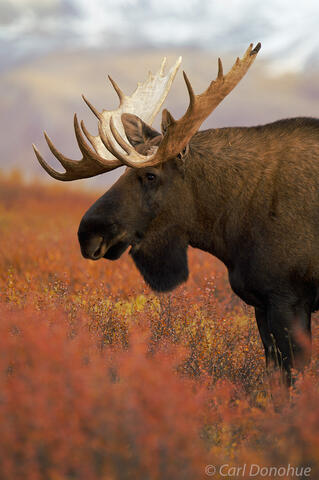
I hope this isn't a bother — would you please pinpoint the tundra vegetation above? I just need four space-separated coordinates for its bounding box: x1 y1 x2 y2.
1 172 319 479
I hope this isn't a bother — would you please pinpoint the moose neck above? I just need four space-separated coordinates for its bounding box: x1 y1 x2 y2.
186 127 266 267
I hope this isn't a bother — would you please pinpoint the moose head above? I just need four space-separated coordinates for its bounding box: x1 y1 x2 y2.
33 44 261 292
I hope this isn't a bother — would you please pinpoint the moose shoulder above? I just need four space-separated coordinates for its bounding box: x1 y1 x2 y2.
34 44 319 382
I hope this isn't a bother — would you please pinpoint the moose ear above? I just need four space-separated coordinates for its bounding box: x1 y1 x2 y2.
161 109 176 135
121 113 162 148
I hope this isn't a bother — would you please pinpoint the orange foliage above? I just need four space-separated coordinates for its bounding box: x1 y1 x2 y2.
1 173 319 479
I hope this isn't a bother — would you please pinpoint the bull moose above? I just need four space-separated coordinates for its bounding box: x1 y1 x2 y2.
33 43 319 383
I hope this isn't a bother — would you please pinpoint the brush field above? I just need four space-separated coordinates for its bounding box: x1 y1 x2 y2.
0 173 319 479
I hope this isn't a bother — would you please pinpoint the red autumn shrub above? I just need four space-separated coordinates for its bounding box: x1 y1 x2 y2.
1 174 319 479
0 304 212 480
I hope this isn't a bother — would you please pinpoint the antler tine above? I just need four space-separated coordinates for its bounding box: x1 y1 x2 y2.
183 71 195 108
217 58 224 80
43 131 77 169
109 117 134 155
82 95 102 120
33 131 80 181
251 42 262 55
80 119 97 148
246 43 254 56
108 75 125 105
160 57 167 75
98 122 125 160
73 114 107 163
33 143 67 181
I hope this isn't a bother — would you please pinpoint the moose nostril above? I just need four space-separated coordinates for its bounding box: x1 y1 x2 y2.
92 243 103 259
85 235 105 260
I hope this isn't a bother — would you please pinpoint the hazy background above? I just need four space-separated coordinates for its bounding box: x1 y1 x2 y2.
1 0 319 188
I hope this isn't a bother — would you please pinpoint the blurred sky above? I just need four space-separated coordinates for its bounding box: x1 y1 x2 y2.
1 0 319 74
1 0 319 186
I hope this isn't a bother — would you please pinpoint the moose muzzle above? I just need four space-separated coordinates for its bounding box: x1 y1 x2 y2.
79 233 107 260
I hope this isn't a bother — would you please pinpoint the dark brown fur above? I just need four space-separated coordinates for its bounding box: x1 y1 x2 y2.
78 115 319 382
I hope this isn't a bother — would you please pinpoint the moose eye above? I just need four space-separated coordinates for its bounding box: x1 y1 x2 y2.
145 173 156 182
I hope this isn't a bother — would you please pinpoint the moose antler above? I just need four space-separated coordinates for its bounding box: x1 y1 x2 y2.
102 43 261 168
33 57 182 181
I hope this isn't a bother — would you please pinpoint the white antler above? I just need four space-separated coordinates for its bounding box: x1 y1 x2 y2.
82 56 182 160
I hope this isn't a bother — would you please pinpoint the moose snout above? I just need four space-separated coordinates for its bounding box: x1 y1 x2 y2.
79 233 107 260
